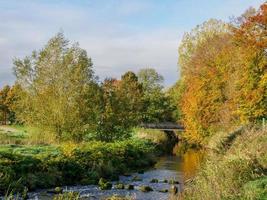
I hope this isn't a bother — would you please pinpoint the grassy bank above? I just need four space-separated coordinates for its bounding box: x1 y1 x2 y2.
0 126 156 195
182 127 267 200
133 128 179 154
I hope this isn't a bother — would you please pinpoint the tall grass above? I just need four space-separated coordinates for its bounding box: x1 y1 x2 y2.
0 125 56 145
182 127 267 200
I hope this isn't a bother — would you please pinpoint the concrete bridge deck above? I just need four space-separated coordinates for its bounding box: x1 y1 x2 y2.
140 122 184 131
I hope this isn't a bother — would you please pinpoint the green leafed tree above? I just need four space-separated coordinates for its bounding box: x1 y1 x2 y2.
13 33 100 141
95 78 128 141
95 72 144 142
137 68 175 123
117 71 144 126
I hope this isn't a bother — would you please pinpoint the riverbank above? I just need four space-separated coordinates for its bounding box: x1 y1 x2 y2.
26 148 203 200
0 137 156 196
0 125 197 199
182 126 267 200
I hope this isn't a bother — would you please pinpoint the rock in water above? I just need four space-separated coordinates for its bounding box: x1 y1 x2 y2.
125 184 134 190
158 189 168 193
47 187 63 194
150 178 159 183
139 185 153 192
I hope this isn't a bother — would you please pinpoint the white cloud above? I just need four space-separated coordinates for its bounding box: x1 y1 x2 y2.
0 0 264 88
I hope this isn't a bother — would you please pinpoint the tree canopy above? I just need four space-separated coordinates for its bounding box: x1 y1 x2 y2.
13 33 99 141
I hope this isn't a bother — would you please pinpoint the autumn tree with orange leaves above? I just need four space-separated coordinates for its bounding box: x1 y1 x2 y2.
177 3 267 145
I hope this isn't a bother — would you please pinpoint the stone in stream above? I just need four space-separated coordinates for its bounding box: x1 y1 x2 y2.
124 184 134 190
139 185 153 192
47 187 63 194
131 175 142 181
158 189 169 193
170 185 178 194
150 178 159 183
160 179 168 183
138 169 145 174
98 178 112 190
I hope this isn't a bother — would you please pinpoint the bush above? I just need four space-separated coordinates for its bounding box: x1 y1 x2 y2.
0 139 156 194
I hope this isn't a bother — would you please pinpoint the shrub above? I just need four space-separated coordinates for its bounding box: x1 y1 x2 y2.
0 139 156 194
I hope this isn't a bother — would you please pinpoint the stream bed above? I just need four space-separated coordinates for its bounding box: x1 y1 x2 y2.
28 149 204 200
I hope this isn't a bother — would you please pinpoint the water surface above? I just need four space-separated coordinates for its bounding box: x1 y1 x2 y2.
29 149 204 200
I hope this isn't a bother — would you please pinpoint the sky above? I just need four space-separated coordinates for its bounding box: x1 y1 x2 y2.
0 0 264 88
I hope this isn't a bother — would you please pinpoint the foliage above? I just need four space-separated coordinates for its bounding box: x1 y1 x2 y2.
137 68 164 91
183 127 267 200
118 71 144 125
0 85 11 124
10 34 176 142
93 72 144 142
133 128 177 154
53 192 80 200
232 3 267 123
178 19 231 145
0 138 156 194
4 84 23 124
176 3 267 145
242 177 267 200
138 68 175 123
13 32 99 141
167 80 184 121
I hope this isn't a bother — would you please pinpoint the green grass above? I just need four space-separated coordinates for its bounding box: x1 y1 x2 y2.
182 127 267 200
0 138 156 195
0 125 56 145
133 127 168 144
132 127 178 154
0 144 59 156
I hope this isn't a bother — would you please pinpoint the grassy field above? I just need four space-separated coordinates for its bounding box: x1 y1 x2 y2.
182 126 267 200
0 125 56 145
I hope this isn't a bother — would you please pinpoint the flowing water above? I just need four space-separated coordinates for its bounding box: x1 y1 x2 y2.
29 148 204 200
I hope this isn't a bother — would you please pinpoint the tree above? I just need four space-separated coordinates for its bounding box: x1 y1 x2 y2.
13 33 99 141
167 80 184 121
0 85 11 124
94 72 144 142
4 84 23 123
138 68 175 123
94 78 128 141
233 3 267 123
117 71 144 126
178 20 232 145
137 68 164 92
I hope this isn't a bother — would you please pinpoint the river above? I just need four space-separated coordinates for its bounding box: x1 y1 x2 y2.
28 147 204 200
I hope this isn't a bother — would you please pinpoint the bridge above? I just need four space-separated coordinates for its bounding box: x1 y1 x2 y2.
140 122 184 131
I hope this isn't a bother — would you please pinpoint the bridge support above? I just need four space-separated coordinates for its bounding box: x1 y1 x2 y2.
162 130 179 154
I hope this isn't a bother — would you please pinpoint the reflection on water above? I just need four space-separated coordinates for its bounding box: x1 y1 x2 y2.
155 146 204 182
29 146 204 200
180 149 204 181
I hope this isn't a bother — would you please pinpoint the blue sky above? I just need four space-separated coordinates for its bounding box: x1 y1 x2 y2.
0 0 264 87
